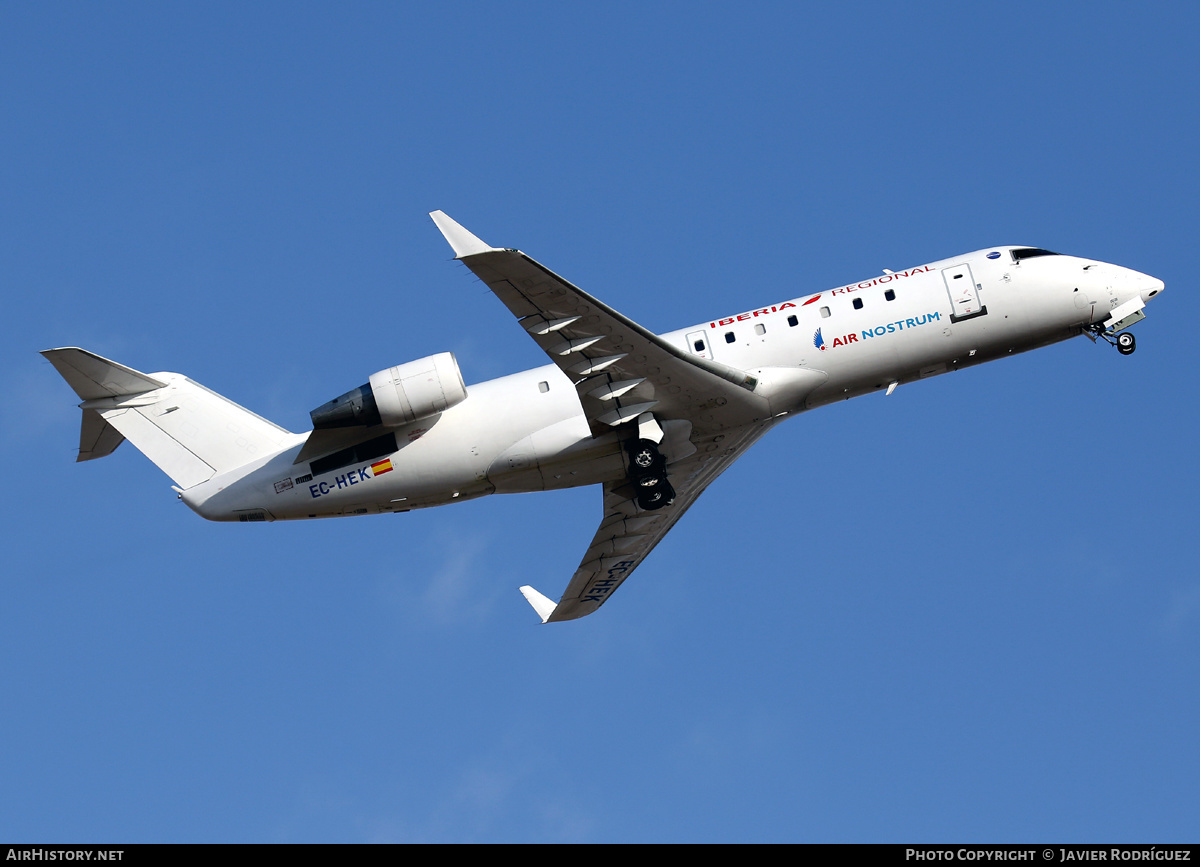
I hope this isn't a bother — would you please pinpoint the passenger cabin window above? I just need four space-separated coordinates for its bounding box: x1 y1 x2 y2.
819 306 830 318
787 315 798 327
754 324 766 336
725 331 736 344
885 289 896 301
1012 248 1059 262
538 381 550 393
693 338 706 352
852 298 864 310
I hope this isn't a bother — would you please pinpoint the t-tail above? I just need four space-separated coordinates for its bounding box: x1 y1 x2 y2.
41 348 296 490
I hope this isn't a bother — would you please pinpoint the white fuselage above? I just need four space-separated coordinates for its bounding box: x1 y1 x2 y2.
180 247 1163 522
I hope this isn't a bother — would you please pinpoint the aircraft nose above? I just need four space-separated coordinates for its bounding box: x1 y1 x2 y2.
1109 264 1165 304
1137 272 1166 303
1118 264 1165 302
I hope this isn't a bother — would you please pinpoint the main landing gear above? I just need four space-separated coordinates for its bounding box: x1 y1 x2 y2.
627 438 675 511
1086 324 1137 356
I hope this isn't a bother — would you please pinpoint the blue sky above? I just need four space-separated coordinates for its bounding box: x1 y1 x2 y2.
2 2 1198 842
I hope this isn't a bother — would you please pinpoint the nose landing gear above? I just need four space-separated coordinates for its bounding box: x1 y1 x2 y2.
1085 323 1137 356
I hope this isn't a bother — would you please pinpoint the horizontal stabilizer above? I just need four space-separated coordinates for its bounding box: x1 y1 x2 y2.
519 585 558 624
41 347 166 400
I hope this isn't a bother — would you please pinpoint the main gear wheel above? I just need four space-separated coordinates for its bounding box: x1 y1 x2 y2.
626 438 674 510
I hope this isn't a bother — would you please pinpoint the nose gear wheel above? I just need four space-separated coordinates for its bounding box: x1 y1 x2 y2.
1085 323 1138 356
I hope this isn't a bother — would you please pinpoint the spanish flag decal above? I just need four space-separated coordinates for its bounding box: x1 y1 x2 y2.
371 459 393 476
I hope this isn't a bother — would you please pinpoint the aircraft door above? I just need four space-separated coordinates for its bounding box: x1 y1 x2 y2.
943 264 987 322
686 331 713 360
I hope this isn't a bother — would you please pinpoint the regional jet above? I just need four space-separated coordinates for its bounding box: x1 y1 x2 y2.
42 213 1164 622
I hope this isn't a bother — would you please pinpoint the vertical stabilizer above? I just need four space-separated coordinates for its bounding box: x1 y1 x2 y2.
43 348 296 488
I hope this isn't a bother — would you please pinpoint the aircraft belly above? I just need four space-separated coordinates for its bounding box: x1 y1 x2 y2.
803 303 1033 404
804 303 951 403
487 414 624 493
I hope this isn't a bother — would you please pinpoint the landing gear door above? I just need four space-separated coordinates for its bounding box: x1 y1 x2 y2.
686 330 712 360
943 264 987 323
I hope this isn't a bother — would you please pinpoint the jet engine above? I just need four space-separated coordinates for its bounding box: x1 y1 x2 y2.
310 352 467 430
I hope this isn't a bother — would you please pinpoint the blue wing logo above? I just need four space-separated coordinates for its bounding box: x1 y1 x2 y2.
813 327 825 351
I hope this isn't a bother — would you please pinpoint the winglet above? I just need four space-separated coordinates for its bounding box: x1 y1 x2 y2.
519 585 558 624
429 210 499 258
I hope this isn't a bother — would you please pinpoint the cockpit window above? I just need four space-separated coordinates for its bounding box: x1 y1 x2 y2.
1012 248 1059 262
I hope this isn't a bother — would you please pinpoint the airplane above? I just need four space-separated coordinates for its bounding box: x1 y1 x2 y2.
42 212 1164 622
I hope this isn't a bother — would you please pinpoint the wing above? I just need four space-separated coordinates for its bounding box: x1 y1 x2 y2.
429 211 773 436
429 212 795 621
518 420 772 622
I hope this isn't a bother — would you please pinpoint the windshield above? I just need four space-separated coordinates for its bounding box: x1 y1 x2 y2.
1011 248 1059 262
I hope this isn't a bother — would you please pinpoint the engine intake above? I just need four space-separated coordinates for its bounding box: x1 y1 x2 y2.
311 352 467 430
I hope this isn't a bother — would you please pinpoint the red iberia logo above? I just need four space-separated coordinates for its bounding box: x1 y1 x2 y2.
371 459 394 476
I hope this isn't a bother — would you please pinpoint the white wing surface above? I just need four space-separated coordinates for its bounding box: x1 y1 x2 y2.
529 421 771 621
429 211 773 436
430 212 780 621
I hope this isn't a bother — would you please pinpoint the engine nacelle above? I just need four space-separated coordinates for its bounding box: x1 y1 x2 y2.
310 352 467 430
